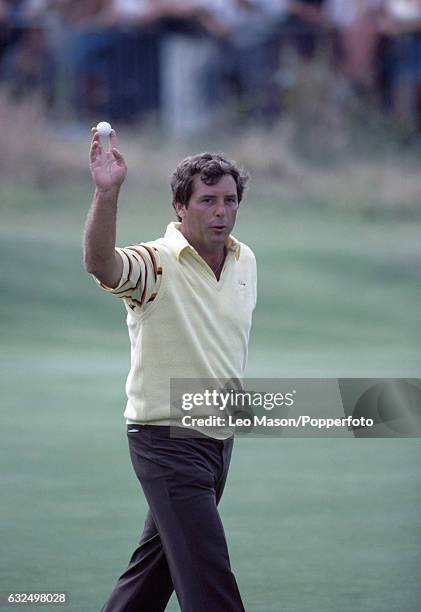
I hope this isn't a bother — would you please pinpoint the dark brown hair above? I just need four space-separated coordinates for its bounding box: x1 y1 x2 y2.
170 152 249 220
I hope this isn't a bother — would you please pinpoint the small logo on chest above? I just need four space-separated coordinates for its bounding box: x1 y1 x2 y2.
238 280 246 287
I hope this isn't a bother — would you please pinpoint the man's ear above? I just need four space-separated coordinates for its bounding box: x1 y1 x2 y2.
174 202 186 219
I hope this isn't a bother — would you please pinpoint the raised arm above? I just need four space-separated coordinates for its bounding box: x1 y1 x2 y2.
83 127 127 288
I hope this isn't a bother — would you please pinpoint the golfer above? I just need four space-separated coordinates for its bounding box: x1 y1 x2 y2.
83 127 257 612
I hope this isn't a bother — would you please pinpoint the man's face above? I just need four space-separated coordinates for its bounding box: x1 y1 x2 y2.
176 174 239 252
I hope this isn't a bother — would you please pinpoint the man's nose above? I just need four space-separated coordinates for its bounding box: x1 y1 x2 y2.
214 199 227 215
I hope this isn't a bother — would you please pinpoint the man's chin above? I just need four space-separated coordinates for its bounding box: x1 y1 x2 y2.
208 227 229 241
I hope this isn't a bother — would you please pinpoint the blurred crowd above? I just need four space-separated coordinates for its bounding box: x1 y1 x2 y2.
2 0 421 131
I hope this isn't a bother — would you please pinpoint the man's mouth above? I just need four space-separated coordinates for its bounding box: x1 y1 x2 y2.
210 225 227 232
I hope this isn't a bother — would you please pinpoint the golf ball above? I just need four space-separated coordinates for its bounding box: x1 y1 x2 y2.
96 121 112 137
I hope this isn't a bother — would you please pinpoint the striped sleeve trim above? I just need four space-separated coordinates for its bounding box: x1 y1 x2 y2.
142 244 158 282
133 247 149 307
111 250 132 293
153 247 162 275
93 248 133 293
94 244 162 309
108 249 142 296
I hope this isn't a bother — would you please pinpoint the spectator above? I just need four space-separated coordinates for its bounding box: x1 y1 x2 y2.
325 0 383 95
205 0 289 124
0 2 30 66
126 0 229 38
283 0 326 60
59 0 228 122
0 0 55 104
56 1 121 119
0 1 11 65
154 1 228 134
379 0 421 127
102 0 164 122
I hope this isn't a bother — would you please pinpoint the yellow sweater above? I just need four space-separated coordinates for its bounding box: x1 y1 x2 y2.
95 222 257 439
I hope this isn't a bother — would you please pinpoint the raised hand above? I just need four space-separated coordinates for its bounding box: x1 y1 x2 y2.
89 127 127 191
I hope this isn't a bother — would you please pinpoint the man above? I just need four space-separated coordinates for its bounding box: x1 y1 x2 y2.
83 127 257 611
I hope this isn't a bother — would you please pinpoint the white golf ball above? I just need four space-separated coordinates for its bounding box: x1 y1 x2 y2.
96 121 112 137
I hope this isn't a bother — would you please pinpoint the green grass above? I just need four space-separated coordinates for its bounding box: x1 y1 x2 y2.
1 183 420 611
